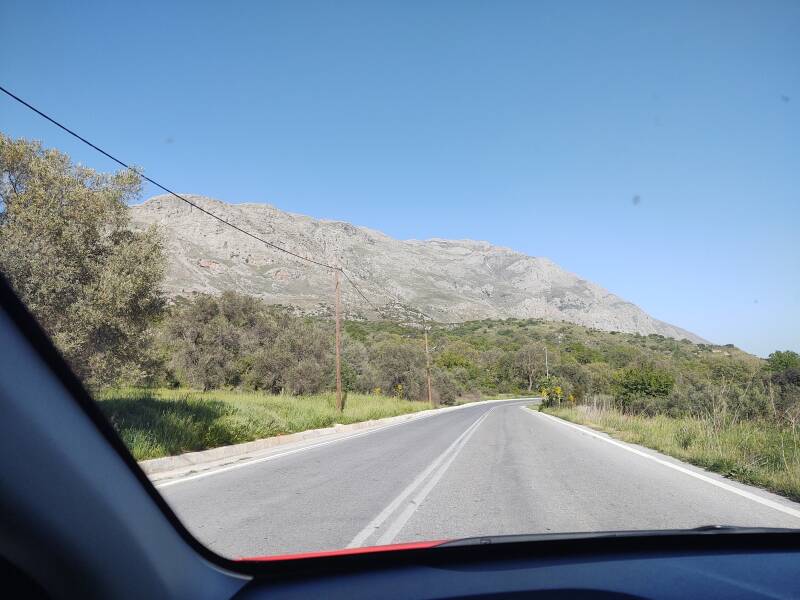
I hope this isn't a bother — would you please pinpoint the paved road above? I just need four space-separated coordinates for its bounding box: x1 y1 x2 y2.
160 399 800 558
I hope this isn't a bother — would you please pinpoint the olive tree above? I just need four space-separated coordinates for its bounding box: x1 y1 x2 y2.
162 292 334 393
0 133 165 387
369 335 427 400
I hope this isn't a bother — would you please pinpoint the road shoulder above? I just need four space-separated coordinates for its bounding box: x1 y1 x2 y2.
521 406 800 521
145 397 536 485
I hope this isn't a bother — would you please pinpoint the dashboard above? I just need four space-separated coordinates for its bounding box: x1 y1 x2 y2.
235 534 800 599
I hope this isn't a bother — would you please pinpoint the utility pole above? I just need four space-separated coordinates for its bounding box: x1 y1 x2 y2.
545 345 549 378
334 268 343 412
424 327 433 406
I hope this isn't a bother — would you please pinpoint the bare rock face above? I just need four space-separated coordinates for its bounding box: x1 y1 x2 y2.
130 194 706 342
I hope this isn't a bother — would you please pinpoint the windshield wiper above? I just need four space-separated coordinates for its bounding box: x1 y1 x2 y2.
438 526 798 547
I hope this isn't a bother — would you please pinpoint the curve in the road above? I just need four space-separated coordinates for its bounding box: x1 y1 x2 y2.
160 400 800 558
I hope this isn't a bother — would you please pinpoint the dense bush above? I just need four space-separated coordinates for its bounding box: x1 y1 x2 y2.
412 319 799 425
365 335 427 399
158 293 438 401
0 134 165 387
161 292 334 393
612 364 675 413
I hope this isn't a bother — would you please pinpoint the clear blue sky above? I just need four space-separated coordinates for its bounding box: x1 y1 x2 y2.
1 0 798 356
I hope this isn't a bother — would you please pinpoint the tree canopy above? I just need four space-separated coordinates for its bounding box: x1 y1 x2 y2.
0 133 165 386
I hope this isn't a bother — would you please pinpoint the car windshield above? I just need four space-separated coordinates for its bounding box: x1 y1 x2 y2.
1 1 799 561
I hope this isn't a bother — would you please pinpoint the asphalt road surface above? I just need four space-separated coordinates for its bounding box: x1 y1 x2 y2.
159 399 800 558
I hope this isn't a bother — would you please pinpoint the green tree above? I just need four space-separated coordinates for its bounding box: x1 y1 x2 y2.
612 364 675 412
435 341 479 373
370 335 427 400
766 351 800 373
432 366 459 405
0 133 165 387
564 341 602 365
162 292 333 393
515 343 549 391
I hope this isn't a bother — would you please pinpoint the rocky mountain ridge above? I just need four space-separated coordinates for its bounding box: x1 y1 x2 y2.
130 194 706 343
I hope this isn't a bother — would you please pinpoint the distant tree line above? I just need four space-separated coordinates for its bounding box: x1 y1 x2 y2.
1 131 798 420
155 291 458 402
147 293 800 421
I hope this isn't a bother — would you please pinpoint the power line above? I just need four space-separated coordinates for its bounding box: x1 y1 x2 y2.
339 267 381 312
0 84 444 323
0 84 340 274
2 83 479 408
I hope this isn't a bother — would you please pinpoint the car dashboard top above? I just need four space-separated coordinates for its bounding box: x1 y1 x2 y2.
234 530 800 600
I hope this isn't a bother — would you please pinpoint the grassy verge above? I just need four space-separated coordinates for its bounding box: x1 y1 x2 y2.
98 388 434 461
541 405 800 502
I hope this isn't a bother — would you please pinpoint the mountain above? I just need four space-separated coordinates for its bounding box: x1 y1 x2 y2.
130 194 706 343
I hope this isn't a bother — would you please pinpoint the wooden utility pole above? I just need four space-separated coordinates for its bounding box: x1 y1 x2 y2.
334 268 344 412
545 345 549 378
424 328 434 406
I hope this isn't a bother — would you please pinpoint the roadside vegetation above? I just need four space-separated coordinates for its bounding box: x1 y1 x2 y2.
543 405 800 502
2 132 798 477
0 133 164 388
98 388 431 460
539 348 800 500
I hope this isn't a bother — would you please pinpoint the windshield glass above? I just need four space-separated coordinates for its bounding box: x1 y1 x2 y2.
1 1 799 560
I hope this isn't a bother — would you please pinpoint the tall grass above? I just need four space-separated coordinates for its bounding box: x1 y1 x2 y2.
98 388 432 461
543 405 800 502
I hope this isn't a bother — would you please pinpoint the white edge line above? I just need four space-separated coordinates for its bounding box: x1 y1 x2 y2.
346 409 491 548
156 398 532 489
522 406 800 521
156 417 428 488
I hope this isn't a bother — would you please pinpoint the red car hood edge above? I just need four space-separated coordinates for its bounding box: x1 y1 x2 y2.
239 540 448 562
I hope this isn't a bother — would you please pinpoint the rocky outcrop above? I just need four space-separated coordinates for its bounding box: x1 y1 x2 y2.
130 194 706 342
